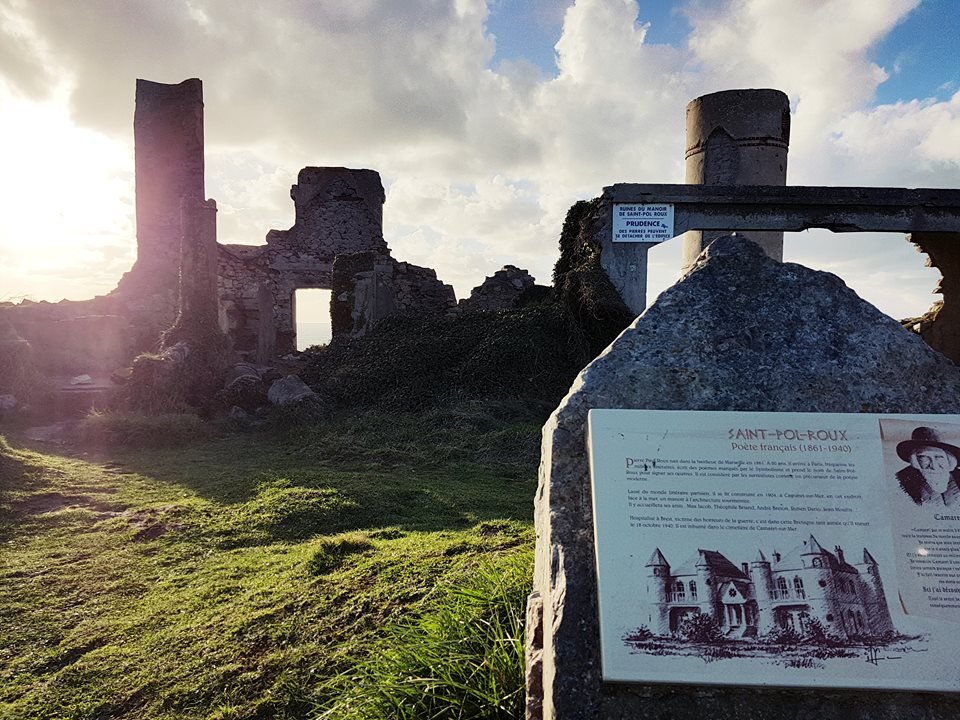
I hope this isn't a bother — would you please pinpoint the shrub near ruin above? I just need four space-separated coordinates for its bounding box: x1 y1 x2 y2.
0 319 49 412
300 305 578 415
78 410 211 448
300 200 635 420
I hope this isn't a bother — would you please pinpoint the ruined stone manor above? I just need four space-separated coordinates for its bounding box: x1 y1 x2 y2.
645 535 895 640
0 78 534 375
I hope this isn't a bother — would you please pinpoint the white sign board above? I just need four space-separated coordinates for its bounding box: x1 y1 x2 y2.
612 203 675 243
588 409 960 692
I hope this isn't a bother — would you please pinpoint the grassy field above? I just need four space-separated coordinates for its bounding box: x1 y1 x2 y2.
0 408 540 719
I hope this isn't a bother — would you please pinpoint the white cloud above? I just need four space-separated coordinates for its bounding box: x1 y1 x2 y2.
682 0 920 180
0 0 957 320
829 92 960 178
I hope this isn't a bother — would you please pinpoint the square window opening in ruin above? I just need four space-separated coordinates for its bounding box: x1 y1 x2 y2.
295 288 332 350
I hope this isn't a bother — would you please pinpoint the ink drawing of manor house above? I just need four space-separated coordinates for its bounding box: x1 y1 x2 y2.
645 535 894 640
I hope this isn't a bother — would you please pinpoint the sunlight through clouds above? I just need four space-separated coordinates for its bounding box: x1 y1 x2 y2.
0 0 957 320
0 90 133 300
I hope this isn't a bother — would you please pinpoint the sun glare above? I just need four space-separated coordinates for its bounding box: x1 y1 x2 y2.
0 93 134 302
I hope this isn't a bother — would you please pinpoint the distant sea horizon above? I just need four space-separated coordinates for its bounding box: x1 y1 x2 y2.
297 322 332 350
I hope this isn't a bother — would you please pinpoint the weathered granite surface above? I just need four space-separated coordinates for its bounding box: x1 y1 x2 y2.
529 234 960 719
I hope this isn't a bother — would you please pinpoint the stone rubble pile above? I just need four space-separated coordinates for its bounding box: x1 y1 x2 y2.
459 265 536 313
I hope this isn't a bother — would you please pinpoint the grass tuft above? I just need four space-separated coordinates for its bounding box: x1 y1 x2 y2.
317 551 531 720
236 479 363 543
307 533 374 575
368 527 405 540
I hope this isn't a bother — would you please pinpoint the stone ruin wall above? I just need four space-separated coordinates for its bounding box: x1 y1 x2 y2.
328 253 458 337
389 262 458 315
0 300 135 375
0 79 202 376
218 166 458 361
219 166 391 360
0 76 544 382
458 264 536 313
126 78 205 294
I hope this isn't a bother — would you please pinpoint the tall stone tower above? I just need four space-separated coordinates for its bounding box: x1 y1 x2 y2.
131 78 205 290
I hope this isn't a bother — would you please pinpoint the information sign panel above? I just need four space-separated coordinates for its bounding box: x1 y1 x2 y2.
612 203 675 242
588 409 960 692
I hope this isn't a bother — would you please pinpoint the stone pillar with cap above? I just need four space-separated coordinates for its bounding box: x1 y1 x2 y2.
682 89 791 271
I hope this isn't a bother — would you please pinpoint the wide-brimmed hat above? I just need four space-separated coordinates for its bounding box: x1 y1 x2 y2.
896 426 960 462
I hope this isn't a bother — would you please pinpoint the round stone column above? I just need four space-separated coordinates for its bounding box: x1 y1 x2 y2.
682 89 791 270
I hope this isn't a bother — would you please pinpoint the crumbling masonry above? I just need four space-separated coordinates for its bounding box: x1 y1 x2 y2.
136 79 457 363
218 165 456 362
2 78 536 378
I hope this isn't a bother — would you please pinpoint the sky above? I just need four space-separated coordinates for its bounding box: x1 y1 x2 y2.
1 0 959 326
